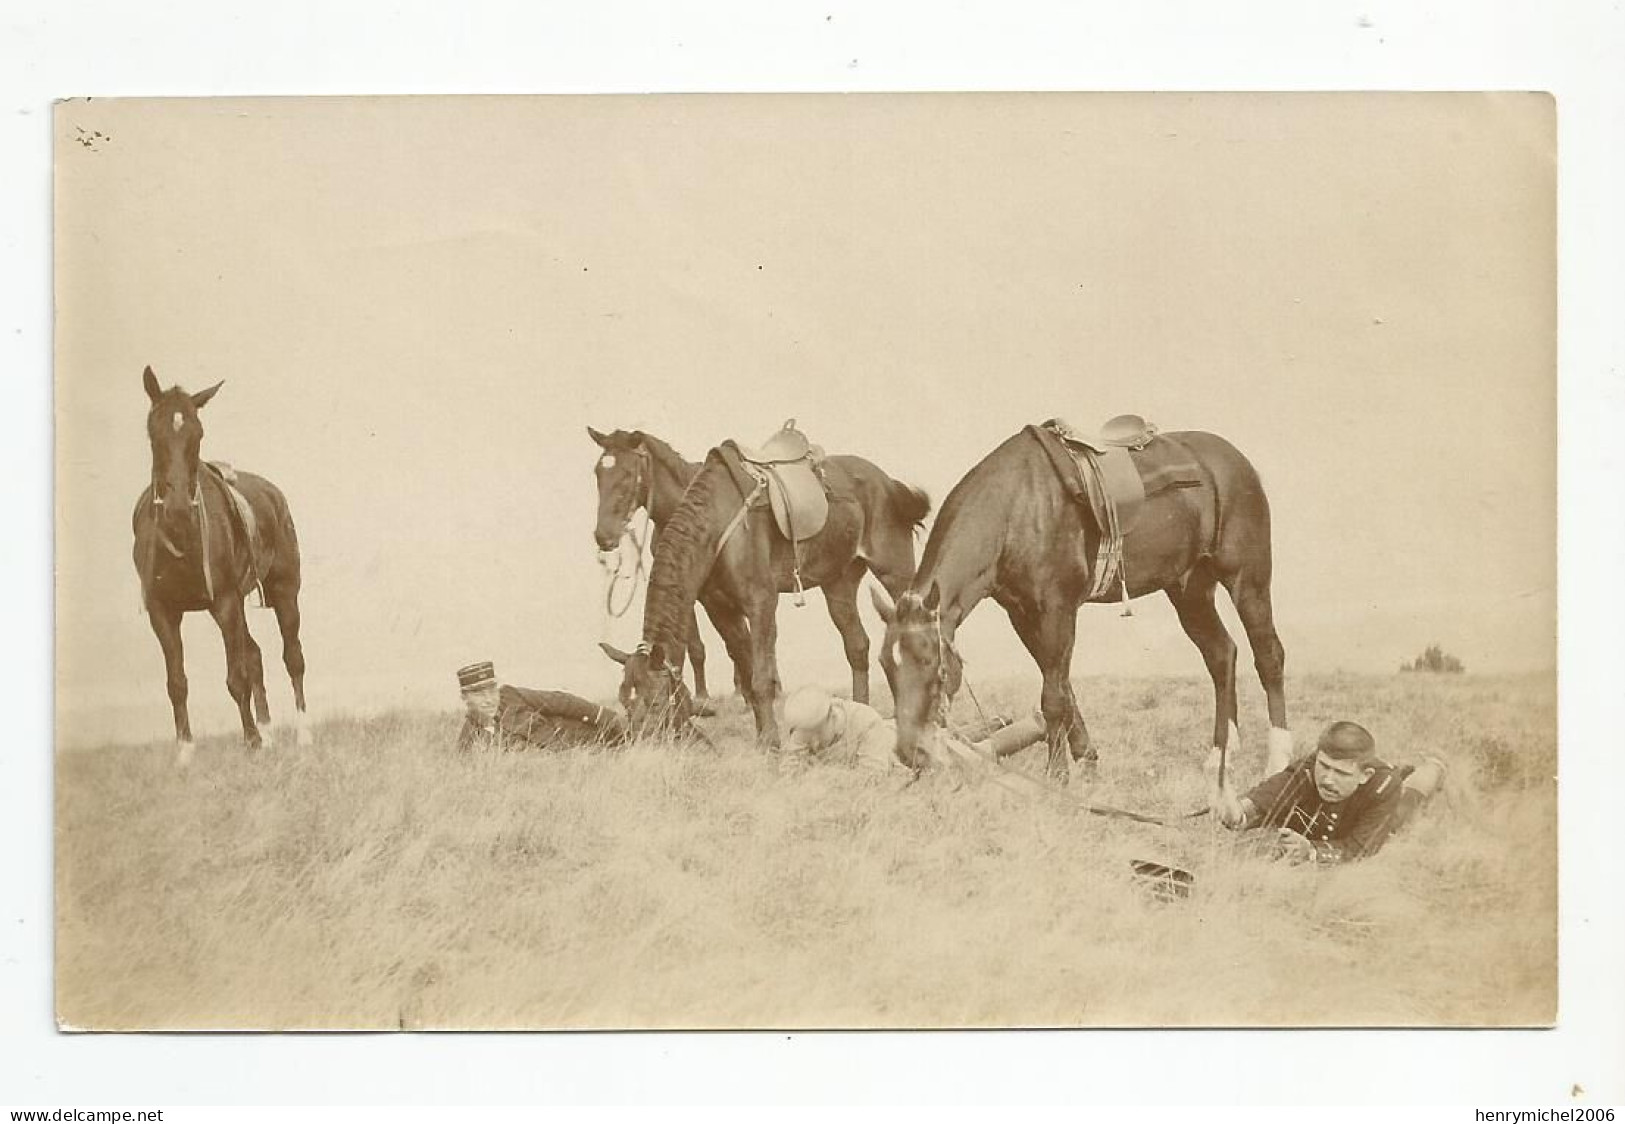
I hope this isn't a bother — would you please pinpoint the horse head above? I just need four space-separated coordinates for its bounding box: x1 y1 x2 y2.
599 639 696 739
588 427 652 552
143 365 223 539
873 581 963 770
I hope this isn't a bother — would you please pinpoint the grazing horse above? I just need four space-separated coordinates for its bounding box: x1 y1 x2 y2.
875 426 1288 783
587 427 730 701
131 366 309 764
601 442 931 747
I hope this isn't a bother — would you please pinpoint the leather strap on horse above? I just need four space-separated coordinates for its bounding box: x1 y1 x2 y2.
1077 447 1127 606
1024 423 1130 607
136 491 159 613
710 444 807 603
711 478 764 570
197 476 214 602
781 488 807 607
198 464 270 606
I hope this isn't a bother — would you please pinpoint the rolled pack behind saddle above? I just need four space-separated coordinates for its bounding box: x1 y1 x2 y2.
716 419 830 605
1025 415 1203 609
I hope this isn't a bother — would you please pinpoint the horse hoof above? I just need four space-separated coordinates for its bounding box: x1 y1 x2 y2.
174 739 195 768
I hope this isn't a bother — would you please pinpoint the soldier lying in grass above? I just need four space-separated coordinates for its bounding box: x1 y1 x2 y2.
454 660 629 752
1212 720 1446 863
780 685 1046 776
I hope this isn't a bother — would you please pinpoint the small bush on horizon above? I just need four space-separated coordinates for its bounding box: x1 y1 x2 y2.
1401 643 1465 675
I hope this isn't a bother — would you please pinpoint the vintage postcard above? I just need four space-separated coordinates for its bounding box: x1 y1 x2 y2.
54 93 1555 1030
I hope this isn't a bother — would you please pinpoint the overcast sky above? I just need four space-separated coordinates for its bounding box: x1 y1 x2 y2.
54 93 1554 746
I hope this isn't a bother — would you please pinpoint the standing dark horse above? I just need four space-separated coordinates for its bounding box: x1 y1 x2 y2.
876 425 1289 783
131 366 309 764
601 441 930 747
588 428 728 701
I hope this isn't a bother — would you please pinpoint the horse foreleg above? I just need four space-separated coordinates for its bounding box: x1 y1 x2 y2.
268 582 311 746
210 595 262 751
743 595 783 749
1008 605 1089 783
147 604 193 765
822 561 872 705
1222 568 1292 773
682 604 710 701
700 593 751 703
1167 574 1241 789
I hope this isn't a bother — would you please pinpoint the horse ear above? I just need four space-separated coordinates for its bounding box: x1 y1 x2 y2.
868 581 896 624
142 366 161 403
191 380 224 409
588 427 609 449
599 641 631 666
923 581 941 613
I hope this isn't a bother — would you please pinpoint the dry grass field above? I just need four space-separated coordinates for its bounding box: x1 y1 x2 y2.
55 671 1555 1030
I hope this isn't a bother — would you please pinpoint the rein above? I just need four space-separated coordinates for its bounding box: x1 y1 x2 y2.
932 615 988 730
600 446 656 620
142 474 213 602
602 510 651 618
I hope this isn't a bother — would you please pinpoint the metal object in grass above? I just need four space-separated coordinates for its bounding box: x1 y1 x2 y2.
1129 859 1196 903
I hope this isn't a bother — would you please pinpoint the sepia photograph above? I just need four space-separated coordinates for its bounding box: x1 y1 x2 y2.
52 92 1557 1033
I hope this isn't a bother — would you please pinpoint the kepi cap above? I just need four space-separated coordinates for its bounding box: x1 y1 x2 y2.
457 661 497 691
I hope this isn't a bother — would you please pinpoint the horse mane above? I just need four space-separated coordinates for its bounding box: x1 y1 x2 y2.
641 449 729 651
631 431 696 474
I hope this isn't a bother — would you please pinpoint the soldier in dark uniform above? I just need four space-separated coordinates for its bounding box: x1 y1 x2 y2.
454 661 629 752
1214 720 1446 863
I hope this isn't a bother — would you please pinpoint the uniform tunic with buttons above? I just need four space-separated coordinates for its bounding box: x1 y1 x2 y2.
1239 755 1422 862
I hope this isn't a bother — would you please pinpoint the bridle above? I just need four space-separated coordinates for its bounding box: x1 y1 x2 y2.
624 443 654 515
629 639 704 740
893 611 955 726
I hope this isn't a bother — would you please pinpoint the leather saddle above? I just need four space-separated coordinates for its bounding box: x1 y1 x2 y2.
737 419 829 542
1048 413 1160 454
1028 417 1161 604
1040 417 1151 536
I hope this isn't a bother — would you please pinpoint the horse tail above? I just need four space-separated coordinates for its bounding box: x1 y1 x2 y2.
886 479 932 528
